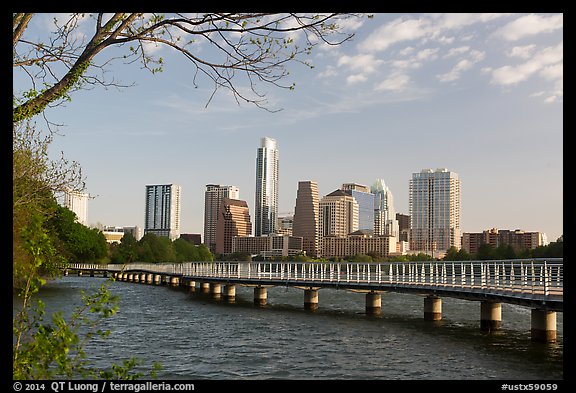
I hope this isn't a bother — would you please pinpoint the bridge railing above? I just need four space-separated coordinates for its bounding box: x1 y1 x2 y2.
180 259 562 298
67 258 562 299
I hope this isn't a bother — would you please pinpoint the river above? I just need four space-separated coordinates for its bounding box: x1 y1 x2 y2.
18 275 563 381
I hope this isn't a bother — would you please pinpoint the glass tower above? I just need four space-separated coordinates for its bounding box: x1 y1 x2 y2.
341 183 374 232
371 179 399 238
144 184 181 241
255 137 279 236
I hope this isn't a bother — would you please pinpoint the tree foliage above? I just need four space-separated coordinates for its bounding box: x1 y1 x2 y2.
13 12 365 123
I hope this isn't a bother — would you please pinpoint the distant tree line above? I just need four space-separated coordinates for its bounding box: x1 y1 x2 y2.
108 233 213 264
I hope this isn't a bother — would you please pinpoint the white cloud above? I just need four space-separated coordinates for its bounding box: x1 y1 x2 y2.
337 53 383 74
507 45 537 59
347 74 368 85
490 42 562 86
495 14 563 41
358 16 429 52
445 46 470 57
375 72 410 92
437 50 485 83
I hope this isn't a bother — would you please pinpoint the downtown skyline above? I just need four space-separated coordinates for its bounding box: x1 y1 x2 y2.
13 13 563 243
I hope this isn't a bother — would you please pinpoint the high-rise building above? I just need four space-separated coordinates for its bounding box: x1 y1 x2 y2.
319 189 359 238
341 183 374 232
144 184 181 240
215 198 252 255
204 184 240 252
371 179 399 238
63 189 88 226
409 168 461 255
255 137 279 236
292 180 320 257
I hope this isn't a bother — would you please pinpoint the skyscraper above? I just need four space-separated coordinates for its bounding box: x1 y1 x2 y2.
255 137 279 236
409 168 461 255
341 183 374 232
319 189 359 237
292 180 320 257
215 198 252 255
144 184 181 240
371 179 399 238
204 184 240 252
63 189 88 226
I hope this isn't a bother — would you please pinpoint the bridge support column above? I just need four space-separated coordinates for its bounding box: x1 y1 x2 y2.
200 282 210 293
254 286 267 306
209 283 222 299
366 291 381 315
133 274 140 283
128 273 134 282
64 269 69 276
224 285 236 302
304 288 318 311
154 274 161 285
78 271 83 276
169 276 179 286
480 301 502 331
531 309 557 343
146 274 153 284
187 280 196 292
424 296 442 321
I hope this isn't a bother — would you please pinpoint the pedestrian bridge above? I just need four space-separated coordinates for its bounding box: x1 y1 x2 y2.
66 258 563 342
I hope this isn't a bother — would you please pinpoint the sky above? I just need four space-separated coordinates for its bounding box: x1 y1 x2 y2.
14 13 563 243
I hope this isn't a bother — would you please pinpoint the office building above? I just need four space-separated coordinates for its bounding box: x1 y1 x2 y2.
321 230 397 259
371 179 399 238
462 228 548 255
255 137 279 236
144 183 181 240
292 180 320 257
63 189 88 226
341 183 374 232
232 234 303 258
409 168 461 254
215 198 252 255
204 184 240 252
319 189 359 238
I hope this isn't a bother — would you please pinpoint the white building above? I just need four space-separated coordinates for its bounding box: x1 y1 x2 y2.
144 184 181 240
409 168 461 254
63 189 88 226
255 137 279 236
371 179 399 238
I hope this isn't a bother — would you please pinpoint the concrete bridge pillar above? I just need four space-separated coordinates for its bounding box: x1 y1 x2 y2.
531 309 557 342
133 274 140 283
139 273 145 283
187 280 196 291
209 283 222 299
366 291 381 315
200 282 210 293
169 276 179 286
128 273 134 282
254 286 267 306
153 274 161 285
424 296 442 321
480 301 502 331
78 271 83 276
64 269 69 276
304 288 319 311
146 274 153 284
224 285 236 302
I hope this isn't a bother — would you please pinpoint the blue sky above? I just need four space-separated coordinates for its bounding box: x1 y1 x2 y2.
14 13 563 243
